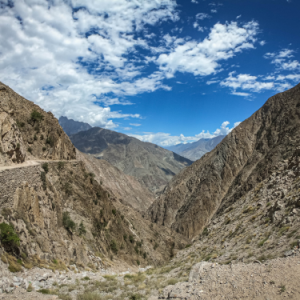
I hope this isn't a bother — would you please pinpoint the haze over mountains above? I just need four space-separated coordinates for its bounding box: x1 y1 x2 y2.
58 116 92 136
67 126 193 194
166 135 225 161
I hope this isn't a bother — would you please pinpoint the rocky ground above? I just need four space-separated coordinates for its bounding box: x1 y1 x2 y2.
1 252 300 299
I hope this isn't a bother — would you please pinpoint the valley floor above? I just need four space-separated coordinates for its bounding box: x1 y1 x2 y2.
1 254 300 299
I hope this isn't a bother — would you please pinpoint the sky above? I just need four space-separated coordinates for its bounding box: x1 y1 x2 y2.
1 0 300 146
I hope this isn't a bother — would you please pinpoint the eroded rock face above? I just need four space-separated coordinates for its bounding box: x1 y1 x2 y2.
148 83 300 238
0 81 76 165
0 112 26 165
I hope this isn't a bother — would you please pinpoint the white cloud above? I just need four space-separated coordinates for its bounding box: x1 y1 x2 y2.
211 9 217 13
191 0 199 3
264 49 300 71
130 121 240 146
206 80 219 85
220 73 275 92
156 21 259 77
220 71 299 95
123 127 132 130
196 13 211 20
0 0 178 128
231 91 250 97
130 123 142 127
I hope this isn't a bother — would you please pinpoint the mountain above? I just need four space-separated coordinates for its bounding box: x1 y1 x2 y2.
0 81 189 278
166 135 225 161
148 83 300 238
69 127 193 193
59 116 92 136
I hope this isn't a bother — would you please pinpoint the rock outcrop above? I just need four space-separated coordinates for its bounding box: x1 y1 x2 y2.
70 127 193 194
148 83 300 238
0 81 76 166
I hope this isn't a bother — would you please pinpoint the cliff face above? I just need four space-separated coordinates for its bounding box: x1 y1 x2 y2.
70 127 193 194
148 83 300 238
0 82 76 166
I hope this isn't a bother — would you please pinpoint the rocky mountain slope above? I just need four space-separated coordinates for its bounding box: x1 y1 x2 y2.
59 116 92 136
76 150 155 212
166 135 225 161
70 127 193 194
0 82 76 166
148 83 300 238
0 82 189 289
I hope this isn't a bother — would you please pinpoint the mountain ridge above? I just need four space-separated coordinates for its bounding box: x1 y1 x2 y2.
148 82 300 238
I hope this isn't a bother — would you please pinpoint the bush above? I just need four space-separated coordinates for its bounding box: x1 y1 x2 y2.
58 161 65 170
64 182 72 196
42 147 46 151
46 136 55 147
110 240 118 254
42 163 49 173
41 172 47 190
78 222 86 236
129 235 134 243
34 135 37 141
62 212 76 232
40 134 44 140
0 223 20 249
30 110 44 122
112 209 116 216
28 147 32 154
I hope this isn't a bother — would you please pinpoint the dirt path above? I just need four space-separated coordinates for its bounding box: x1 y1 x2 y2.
0 160 78 172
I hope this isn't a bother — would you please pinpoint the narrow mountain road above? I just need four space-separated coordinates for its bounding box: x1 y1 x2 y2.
0 160 78 172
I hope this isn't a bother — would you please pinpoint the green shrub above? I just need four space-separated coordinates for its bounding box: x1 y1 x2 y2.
0 223 20 248
58 161 65 170
136 260 140 265
129 235 134 243
34 135 37 141
78 222 86 236
16 120 25 128
202 227 209 236
42 147 46 151
40 134 44 140
28 147 32 154
62 212 76 232
64 182 72 196
123 234 127 241
42 163 49 173
46 136 55 147
16 143 20 149
30 110 44 122
112 209 116 216
41 172 47 190
110 240 118 253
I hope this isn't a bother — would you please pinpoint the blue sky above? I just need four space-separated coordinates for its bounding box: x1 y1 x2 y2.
1 0 300 146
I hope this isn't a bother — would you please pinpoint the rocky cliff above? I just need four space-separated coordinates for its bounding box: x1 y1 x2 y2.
70 127 193 194
0 82 76 166
148 83 300 238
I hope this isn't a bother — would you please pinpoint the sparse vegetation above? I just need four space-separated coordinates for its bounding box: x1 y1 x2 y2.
30 110 44 122
62 212 76 232
42 162 49 173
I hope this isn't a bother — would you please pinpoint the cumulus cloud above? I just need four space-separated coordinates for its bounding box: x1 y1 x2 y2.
220 70 300 96
264 49 300 71
130 121 240 146
0 0 178 128
156 21 259 77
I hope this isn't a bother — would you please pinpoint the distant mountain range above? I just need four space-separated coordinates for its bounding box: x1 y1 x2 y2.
165 135 225 161
59 116 92 136
59 117 193 194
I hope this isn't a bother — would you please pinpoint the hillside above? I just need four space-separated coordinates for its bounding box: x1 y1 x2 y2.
166 135 225 161
0 82 76 166
70 127 193 194
59 116 92 136
0 82 189 294
148 83 300 238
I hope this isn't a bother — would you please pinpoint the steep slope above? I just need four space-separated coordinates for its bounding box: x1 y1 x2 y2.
0 82 189 277
166 135 225 161
59 116 92 136
0 82 76 166
148 83 300 238
76 150 155 212
70 127 193 193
